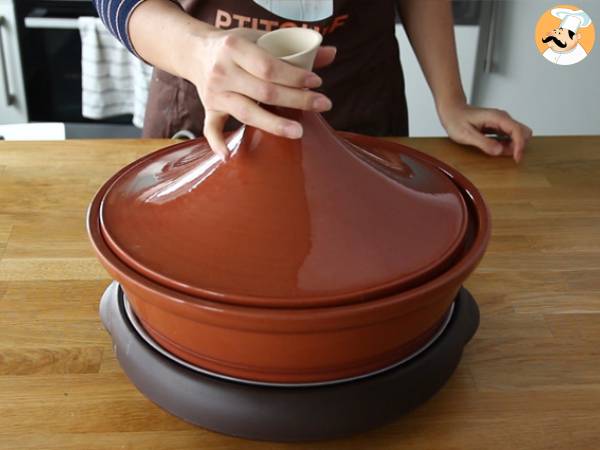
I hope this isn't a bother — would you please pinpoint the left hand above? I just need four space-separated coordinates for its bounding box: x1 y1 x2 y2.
438 102 532 163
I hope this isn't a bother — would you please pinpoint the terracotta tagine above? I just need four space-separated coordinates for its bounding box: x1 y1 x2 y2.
88 28 491 384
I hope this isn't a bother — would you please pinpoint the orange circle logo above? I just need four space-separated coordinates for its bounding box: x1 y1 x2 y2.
535 5 595 65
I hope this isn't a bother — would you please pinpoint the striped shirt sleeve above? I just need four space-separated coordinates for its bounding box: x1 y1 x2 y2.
93 0 181 56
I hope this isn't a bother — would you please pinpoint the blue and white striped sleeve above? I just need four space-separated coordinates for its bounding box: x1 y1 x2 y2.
93 0 175 56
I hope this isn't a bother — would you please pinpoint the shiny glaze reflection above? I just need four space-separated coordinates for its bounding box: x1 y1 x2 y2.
123 127 245 205
100 110 468 307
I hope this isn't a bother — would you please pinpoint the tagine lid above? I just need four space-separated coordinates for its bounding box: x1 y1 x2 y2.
98 111 468 308
97 28 469 308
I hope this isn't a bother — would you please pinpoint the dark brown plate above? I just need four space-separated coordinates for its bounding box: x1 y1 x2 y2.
100 281 480 442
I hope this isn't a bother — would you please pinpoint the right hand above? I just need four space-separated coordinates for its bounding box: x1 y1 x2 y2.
187 28 337 159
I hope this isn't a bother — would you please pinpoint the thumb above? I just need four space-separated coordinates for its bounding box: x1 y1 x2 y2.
228 27 265 43
314 46 337 69
460 126 504 156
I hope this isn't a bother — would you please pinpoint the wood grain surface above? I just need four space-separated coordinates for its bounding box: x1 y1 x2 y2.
1 137 599 450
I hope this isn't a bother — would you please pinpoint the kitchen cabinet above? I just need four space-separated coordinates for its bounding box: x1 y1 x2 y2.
0 0 27 124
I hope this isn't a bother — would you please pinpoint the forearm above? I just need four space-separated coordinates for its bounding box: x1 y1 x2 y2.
128 0 214 81
396 0 466 111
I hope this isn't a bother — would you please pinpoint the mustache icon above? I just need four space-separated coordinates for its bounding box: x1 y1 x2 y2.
542 35 567 48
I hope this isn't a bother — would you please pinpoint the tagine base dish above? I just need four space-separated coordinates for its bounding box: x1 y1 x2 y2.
123 284 455 388
100 282 480 442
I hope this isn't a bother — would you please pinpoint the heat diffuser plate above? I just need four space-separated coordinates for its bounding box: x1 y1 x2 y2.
100 282 479 442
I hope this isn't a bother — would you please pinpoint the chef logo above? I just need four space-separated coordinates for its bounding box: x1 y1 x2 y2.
535 5 595 65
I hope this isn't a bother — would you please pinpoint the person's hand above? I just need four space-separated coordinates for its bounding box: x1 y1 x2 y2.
438 102 532 163
186 28 336 160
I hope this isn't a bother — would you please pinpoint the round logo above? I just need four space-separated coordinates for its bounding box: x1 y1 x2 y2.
535 4 595 65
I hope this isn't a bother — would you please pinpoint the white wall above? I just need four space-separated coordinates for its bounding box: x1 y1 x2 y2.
473 0 600 135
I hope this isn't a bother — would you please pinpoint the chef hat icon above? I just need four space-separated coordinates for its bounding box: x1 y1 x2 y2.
551 8 592 33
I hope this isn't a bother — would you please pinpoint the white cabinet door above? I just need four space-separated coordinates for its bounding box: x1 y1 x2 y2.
0 0 27 124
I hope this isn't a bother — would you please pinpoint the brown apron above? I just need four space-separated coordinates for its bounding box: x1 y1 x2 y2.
143 0 408 138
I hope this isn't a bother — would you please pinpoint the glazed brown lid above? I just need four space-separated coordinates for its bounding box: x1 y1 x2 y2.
99 109 468 308
98 28 468 308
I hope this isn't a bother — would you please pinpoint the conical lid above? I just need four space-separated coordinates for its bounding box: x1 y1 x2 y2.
98 28 468 308
99 110 467 308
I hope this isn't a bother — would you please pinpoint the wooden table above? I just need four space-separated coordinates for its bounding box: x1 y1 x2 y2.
1 137 599 450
